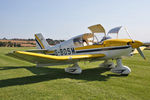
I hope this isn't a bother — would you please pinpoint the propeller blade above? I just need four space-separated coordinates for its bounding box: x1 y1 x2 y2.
136 47 146 60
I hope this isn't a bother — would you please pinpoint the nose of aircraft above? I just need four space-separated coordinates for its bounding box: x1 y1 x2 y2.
130 40 143 48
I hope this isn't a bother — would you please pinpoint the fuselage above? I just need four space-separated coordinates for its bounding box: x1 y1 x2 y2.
46 36 142 60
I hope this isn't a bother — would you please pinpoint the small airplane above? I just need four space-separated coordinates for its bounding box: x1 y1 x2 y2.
9 24 146 75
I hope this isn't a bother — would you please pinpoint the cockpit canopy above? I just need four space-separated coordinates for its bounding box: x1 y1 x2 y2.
72 24 131 47
73 33 96 47
73 24 107 47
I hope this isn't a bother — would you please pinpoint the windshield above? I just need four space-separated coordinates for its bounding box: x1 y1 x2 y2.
73 37 83 47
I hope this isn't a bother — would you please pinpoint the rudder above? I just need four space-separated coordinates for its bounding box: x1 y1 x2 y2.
35 33 51 49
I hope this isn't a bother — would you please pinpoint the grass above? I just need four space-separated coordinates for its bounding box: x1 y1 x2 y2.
0 47 150 100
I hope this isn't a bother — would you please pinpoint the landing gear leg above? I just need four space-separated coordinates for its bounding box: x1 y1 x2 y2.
100 60 115 69
65 63 82 74
111 58 131 75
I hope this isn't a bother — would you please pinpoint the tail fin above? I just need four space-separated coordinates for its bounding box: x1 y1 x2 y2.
35 33 51 49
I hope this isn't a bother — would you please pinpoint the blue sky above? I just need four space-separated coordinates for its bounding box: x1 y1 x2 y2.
0 0 150 41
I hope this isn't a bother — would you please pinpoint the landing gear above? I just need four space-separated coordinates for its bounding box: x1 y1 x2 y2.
100 59 131 75
65 63 82 74
100 60 115 69
111 58 131 75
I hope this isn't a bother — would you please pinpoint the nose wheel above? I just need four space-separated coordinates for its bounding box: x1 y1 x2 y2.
110 58 131 75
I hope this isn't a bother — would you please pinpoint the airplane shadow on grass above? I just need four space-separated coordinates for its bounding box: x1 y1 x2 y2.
0 66 125 88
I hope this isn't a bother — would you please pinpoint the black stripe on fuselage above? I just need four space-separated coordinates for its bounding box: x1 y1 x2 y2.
35 38 42 49
76 46 131 53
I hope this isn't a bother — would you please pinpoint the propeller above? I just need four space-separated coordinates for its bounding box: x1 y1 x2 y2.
129 41 146 60
136 47 146 60
125 28 146 60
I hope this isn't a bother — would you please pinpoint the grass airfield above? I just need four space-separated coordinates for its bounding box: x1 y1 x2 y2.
0 47 150 100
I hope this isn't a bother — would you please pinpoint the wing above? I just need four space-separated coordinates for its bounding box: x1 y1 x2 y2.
8 51 105 65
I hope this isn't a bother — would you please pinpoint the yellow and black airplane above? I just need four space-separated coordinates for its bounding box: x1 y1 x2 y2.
9 24 145 75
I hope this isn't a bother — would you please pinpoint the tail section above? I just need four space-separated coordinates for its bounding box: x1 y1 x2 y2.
35 33 51 49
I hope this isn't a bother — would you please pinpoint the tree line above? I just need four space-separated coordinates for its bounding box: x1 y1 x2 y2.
0 38 65 47
0 41 21 47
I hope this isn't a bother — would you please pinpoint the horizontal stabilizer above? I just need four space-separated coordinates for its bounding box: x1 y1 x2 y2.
25 49 48 54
